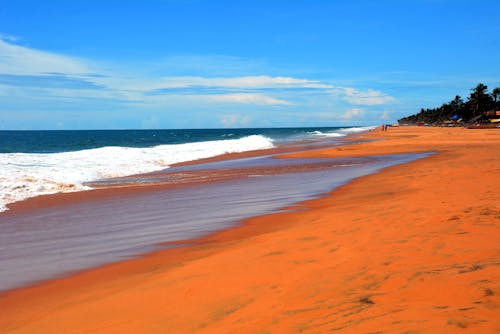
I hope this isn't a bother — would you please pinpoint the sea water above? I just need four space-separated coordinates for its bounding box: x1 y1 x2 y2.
0 127 373 212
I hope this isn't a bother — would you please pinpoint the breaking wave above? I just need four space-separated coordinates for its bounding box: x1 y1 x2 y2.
0 135 274 211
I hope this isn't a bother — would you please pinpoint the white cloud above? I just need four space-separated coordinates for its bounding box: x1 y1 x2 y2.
0 37 396 112
209 75 331 89
0 38 89 75
330 87 395 105
220 114 251 127
0 38 329 107
123 75 332 92
341 108 364 120
209 93 291 105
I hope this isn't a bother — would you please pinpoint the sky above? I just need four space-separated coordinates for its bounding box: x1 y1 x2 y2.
0 0 499 129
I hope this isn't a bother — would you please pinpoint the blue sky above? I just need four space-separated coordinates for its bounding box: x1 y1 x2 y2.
0 0 499 129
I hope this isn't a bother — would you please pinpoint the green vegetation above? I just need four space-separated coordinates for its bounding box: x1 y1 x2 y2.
398 83 500 124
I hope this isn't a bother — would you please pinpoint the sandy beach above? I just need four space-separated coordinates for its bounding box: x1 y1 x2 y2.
1 126 499 333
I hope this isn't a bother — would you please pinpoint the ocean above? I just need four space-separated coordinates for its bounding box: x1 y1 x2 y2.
0 126 373 212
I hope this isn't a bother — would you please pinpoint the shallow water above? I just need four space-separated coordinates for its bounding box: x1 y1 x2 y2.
0 153 429 291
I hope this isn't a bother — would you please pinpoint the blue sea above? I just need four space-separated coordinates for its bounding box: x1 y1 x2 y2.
0 126 374 211
0 127 369 154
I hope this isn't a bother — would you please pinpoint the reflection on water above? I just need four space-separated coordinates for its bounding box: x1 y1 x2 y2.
0 153 429 291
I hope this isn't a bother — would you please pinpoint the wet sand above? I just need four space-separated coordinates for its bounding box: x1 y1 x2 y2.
1 126 499 333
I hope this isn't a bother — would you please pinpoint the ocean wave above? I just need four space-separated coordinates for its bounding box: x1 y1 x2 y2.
318 131 345 138
0 135 274 212
308 130 346 138
304 127 375 139
337 126 377 134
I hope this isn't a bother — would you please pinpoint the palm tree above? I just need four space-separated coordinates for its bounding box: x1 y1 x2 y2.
469 83 491 118
492 87 500 107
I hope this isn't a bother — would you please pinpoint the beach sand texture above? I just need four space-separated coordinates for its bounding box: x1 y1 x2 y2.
1 126 499 333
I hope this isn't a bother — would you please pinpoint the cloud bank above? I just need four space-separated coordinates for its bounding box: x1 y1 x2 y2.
0 36 397 128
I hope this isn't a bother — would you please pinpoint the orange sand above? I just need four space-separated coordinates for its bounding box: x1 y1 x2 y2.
1 126 499 333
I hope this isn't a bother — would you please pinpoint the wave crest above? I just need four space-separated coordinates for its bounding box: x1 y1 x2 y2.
0 135 274 211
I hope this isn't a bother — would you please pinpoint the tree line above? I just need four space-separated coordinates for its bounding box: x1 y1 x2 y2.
398 83 500 124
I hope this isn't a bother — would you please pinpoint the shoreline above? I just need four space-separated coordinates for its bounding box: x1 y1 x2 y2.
0 130 407 291
0 127 370 215
1 131 363 215
1 126 499 333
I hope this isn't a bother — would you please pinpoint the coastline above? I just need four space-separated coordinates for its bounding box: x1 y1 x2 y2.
1 126 499 333
1 131 362 214
0 130 405 291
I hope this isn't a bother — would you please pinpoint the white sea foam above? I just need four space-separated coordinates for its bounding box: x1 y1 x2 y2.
308 126 376 138
322 132 346 137
308 127 375 138
306 130 339 137
0 135 274 212
337 126 377 134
